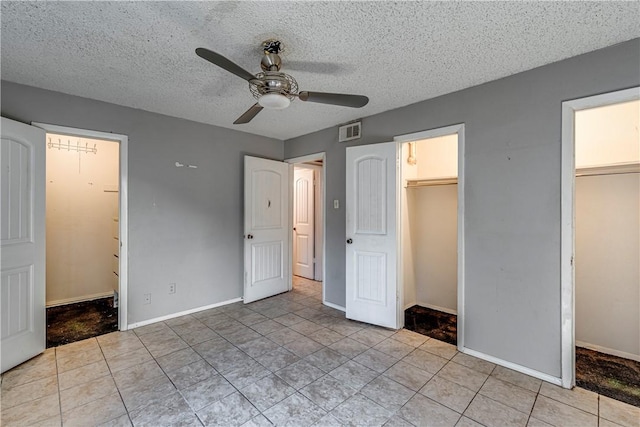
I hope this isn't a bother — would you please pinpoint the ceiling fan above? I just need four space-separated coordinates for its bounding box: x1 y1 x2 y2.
196 40 369 124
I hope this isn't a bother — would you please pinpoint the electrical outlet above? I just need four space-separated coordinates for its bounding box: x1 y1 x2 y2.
144 293 151 305
169 283 176 294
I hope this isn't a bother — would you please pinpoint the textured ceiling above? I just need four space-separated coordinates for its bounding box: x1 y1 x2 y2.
2 1 639 140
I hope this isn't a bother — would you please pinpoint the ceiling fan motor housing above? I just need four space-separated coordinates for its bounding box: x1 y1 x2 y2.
250 71 298 102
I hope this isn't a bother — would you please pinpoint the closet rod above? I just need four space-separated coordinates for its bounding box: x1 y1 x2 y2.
406 177 457 188
575 163 639 178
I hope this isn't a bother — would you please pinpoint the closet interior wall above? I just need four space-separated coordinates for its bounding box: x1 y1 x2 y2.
574 100 640 360
46 134 120 306
402 135 458 314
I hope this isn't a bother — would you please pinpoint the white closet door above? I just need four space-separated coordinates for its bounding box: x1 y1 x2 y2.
1 118 46 373
345 142 399 329
293 167 315 279
243 156 290 303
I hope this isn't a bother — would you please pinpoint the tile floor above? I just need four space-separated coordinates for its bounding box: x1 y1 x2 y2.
2 277 639 427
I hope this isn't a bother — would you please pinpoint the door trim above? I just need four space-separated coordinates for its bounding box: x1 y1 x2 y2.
31 122 129 331
559 87 640 389
285 152 326 306
394 123 465 349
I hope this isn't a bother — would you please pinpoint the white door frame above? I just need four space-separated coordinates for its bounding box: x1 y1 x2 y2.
32 122 129 331
285 152 327 305
394 123 465 349
560 87 639 388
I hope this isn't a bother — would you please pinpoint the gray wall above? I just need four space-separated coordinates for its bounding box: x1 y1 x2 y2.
1 81 283 325
575 174 639 358
284 39 640 378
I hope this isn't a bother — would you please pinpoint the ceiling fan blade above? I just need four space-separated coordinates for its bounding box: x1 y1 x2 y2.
298 91 369 108
196 47 256 82
233 103 263 124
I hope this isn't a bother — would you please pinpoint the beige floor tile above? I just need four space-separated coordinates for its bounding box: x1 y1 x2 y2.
479 376 537 414
391 329 429 347
328 360 378 391
349 328 389 347
374 338 415 359
62 392 126 427
277 359 326 389
420 375 476 413
167 359 218 390
329 337 370 358
0 374 58 409
98 335 146 360
98 413 132 427
530 395 597 427
353 348 399 373
180 374 236 411
399 393 461 427
383 360 433 391
538 382 598 415
132 321 171 336
112 359 165 390
1 393 60 426
307 327 345 346
257 346 301 371
384 415 415 427
283 335 325 357
437 361 489 392
331 393 392 426
491 365 542 393
599 395 640 427
456 416 485 427
60 374 118 412
464 394 529 427
360 375 416 412
304 348 349 373
451 352 496 375
156 346 203 372
32 414 62 427
129 392 198 426
119 374 177 412
402 348 449 374
56 345 104 373
54 337 99 360
242 373 297 411
223 360 271 389
419 339 458 360
1 353 57 388
58 358 110 390
197 391 260 426
527 417 553 427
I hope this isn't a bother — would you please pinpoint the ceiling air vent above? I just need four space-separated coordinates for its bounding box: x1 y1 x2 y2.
339 122 361 142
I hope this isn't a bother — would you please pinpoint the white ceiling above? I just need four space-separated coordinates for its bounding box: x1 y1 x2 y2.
2 1 639 140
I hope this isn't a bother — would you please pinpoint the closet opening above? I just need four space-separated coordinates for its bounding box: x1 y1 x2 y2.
572 98 639 405
44 132 121 347
398 129 461 346
288 153 325 304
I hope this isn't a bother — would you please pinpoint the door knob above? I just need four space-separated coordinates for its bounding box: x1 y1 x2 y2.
346 238 353 244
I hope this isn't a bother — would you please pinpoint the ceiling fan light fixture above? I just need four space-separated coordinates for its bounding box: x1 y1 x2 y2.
258 93 290 110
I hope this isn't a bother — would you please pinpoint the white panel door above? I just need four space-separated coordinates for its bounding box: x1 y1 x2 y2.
1 118 46 373
345 142 398 329
293 167 315 279
244 156 290 303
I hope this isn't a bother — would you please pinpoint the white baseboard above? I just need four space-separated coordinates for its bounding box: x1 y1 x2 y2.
324 301 345 312
415 301 458 315
46 291 114 308
576 340 640 362
127 297 242 330
461 347 562 387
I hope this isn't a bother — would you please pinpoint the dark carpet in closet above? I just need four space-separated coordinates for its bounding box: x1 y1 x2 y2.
46 297 118 348
404 305 640 408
